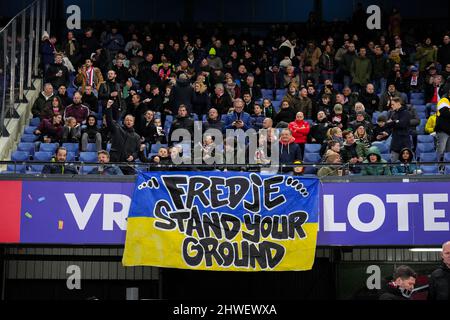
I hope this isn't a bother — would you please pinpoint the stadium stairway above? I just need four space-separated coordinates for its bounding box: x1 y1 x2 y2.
0 79 43 169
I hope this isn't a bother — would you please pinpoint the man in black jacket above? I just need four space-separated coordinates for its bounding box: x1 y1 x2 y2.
99 70 123 120
45 53 70 90
169 104 194 146
428 241 450 300
379 265 417 300
105 99 141 175
32 83 55 118
42 147 78 175
385 97 412 162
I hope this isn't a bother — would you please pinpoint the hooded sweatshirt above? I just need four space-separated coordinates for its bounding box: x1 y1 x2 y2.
392 147 418 175
279 136 302 172
361 146 391 176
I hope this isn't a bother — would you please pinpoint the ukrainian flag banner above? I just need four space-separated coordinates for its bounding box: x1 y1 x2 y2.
122 172 320 271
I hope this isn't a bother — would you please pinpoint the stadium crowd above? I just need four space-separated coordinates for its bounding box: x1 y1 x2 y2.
16 16 450 175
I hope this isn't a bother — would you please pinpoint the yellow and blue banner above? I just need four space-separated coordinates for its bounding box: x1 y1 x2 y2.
122 172 320 271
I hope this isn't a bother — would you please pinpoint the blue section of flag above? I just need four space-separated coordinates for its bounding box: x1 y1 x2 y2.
129 172 319 223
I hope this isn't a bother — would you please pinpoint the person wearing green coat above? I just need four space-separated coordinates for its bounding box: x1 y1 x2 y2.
361 146 392 176
415 38 437 72
341 130 368 174
351 48 372 89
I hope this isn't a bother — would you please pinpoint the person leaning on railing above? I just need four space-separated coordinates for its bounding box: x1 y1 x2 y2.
42 147 78 175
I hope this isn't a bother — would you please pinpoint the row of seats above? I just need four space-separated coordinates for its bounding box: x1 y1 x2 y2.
17 142 103 155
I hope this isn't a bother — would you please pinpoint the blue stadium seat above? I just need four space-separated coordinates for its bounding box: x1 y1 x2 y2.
80 165 96 175
417 135 435 144
85 143 98 152
304 144 321 154
30 117 41 127
272 100 282 113
67 87 77 99
414 105 426 113
419 152 437 162
416 126 425 135
445 165 450 175
106 143 111 152
31 151 53 173
419 119 427 126
9 151 30 172
380 153 391 162
79 152 97 163
411 92 424 100
192 113 199 121
303 153 321 163
66 152 76 162
165 115 173 124
372 111 380 124
417 111 427 119
411 99 425 105
24 126 37 134
371 142 389 154
17 142 36 155
21 134 38 143
39 143 59 153
261 89 273 99
276 89 287 97
420 165 439 175
416 143 435 154
444 153 450 162
62 143 80 155
275 93 285 101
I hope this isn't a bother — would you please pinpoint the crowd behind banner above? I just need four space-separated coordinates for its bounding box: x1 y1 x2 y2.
23 11 450 176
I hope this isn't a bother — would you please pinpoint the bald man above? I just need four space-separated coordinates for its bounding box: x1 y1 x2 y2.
428 241 450 300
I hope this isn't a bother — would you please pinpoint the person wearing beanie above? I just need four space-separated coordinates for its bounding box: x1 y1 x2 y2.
207 47 223 70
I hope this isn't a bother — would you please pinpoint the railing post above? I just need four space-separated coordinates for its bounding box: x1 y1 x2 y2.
9 20 17 111
27 4 35 89
19 11 26 102
41 0 47 37
0 32 9 137
34 0 41 77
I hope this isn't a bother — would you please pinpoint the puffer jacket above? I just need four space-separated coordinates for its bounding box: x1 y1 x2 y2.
361 146 391 176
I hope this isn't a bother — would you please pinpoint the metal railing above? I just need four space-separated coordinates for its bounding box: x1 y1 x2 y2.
0 0 50 137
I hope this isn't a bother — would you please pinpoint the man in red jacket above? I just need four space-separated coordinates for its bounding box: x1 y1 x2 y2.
288 112 310 157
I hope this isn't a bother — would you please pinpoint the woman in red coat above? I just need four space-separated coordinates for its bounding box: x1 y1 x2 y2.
288 111 310 158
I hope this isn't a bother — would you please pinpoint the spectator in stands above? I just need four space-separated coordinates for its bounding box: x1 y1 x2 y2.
40 32 56 72
63 31 80 67
138 145 171 166
105 99 140 175
416 37 437 73
80 28 100 61
330 103 348 130
283 66 300 88
265 64 284 89
62 116 81 144
279 128 302 173
371 45 389 95
318 44 335 83
46 53 70 90
298 87 313 119
301 40 322 74
335 93 351 114
284 83 301 111
224 99 252 132
379 265 417 300
435 97 450 161
325 127 344 147
341 42 356 87
242 74 262 101
341 130 367 174
203 108 224 133
261 98 276 119
112 58 130 86
64 92 90 125
392 148 420 175
372 115 392 142
42 147 78 175
138 110 155 144
349 111 372 134
56 85 72 108
318 94 333 117
81 115 102 152
75 58 104 93
425 75 447 105
437 34 450 68
428 241 450 300
358 83 379 117
34 113 63 143
251 104 265 131
124 94 146 130
41 96 65 121
171 73 193 114
385 97 412 162
361 146 391 176
351 47 372 92
192 81 211 117
98 70 123 120
425 112 437 135
288 112 310 156
379 83 402 111
404 66 424 96
88 150 123 175
82 85 99 116
207 48 223 70
211 83 233 114
152 118 167 145
142 85 163 112
169 105 195 145
317 151 343 178
310 111 330 144
103 26 125 60
354 125 371 149
275 100 296 127
242 92 255 115
224 75 240 100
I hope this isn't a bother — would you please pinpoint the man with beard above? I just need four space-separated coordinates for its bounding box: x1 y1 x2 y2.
46 53 70 90
99 70 123 120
